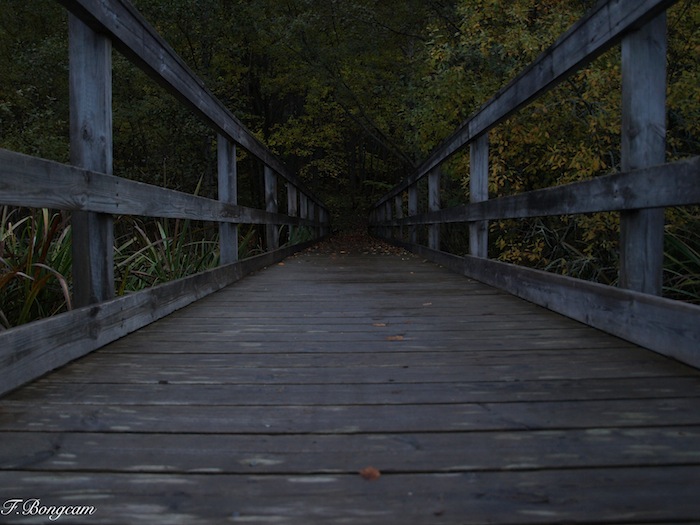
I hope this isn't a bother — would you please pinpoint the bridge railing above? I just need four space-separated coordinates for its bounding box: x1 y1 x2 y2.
0 0 330 396
369 0 700 368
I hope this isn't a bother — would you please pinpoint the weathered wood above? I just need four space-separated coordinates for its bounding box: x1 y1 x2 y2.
287 183 298 240
384 156 700 226
408 184 418 244
217 136 238 265
264 165 279 250
2 251 700 523
69 15 114 306
3 393 700 435
390 241 700 369
57 0 326 213
394 194 403 240
428 167 440 250
374 0 679 206
2 426 699 474
1 467 699 524
619 14 667 294
0 242 316 397
12 376 700 406
469 133 488 258
0 148 314 227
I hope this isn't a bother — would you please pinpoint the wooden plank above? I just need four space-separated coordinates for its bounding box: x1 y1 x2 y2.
3 426 700 474
386 156 700 226
56 0 326 212
0 242 315 397
1 467 699 524
69 15 114 306
9 376 700 406
2 397 700 433
0 148 313 227
31 359 694 385
374 0 679 206
389 242 700 369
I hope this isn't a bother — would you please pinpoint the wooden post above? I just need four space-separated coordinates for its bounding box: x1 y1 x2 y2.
287 183 298 243
319 207 329 237
300 194 308 223
408 184 418 245
470 134 489 258
218 136 238 264
394 194 404 241
69 15 114 306
384 201 392 240
309 201 317 239
620 14 666 295
428 167 441 250
264 165 279 250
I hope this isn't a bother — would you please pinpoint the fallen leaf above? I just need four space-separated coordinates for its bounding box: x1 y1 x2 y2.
372 322 387 327
359 466 381 481
277 262 285 266
386 335 404 341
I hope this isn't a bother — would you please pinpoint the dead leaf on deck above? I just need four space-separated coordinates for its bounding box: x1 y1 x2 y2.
372 322 387 327
359 466 381 481
386 335 404 341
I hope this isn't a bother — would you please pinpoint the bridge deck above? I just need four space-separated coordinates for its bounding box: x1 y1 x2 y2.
1 241 700 524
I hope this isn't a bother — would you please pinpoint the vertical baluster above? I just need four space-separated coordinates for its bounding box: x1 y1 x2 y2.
218 137 238 264
394 194 404 241
428 168 441 250
620 14 666 294
287 183 299 243
408 184 418 245
470 134 489 258
69 15 114 306
264 165 279 250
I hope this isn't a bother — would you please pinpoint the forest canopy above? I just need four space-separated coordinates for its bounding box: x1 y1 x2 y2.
1 0 698 217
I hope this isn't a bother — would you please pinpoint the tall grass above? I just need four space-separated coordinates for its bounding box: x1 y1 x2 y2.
0 206 72 329
0 206 278 328
114 216 219 294
664 207 700 304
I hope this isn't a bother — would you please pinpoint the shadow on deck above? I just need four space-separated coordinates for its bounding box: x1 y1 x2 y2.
1 242 700 524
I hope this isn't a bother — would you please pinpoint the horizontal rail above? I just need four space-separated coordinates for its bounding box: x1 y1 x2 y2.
390 242 700 370
0 0 330 396
383 157 700 226
0 149 318 228
369 0 700 369
57 0 325 210
374 0 676 208
0 242 316 397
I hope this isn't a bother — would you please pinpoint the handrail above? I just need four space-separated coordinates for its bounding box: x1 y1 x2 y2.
0 0 330 396
369 0 700 369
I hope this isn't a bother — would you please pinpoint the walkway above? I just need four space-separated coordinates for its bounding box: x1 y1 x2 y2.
1 240 700 524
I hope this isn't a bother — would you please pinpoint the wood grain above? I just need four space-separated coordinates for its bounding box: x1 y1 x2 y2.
2 251 700 523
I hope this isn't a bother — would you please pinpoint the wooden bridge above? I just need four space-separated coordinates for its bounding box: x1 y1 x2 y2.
1 0 700 523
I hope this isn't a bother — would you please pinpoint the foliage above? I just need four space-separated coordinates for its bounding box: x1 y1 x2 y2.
114 217 220 294
664 208 700 304
412 0 699 300
0 207 72 329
